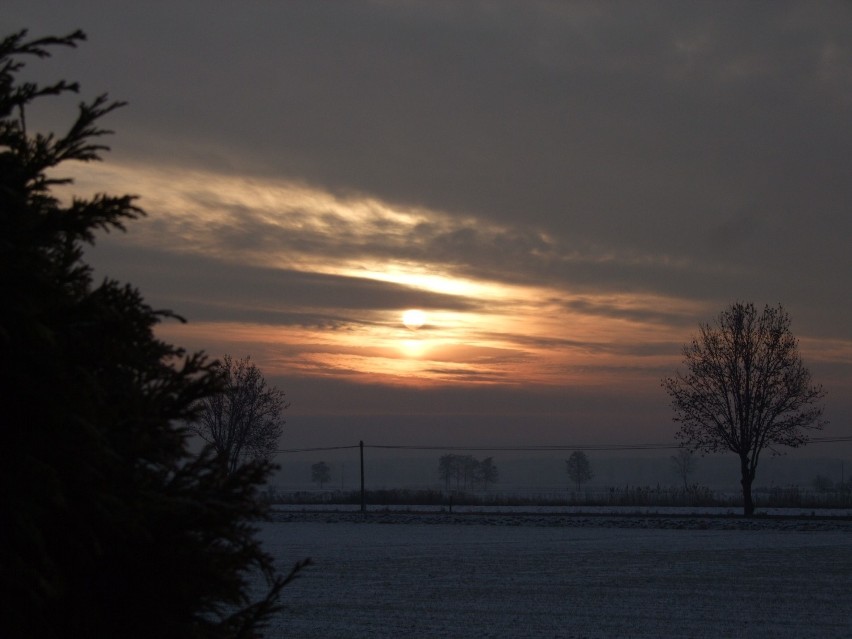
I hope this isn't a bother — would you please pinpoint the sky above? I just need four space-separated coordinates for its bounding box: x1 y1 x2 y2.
5 2 852 455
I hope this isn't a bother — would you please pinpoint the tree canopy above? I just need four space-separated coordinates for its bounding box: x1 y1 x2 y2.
663 302 825 515
0 29 303 637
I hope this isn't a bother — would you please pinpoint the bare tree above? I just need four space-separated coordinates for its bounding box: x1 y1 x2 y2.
311 461 331 489
670 448 698 491
476 457 499 490
192 355 289 473
566 451 593 491
438 454 456 490
663 302 825 516
460 455 479 490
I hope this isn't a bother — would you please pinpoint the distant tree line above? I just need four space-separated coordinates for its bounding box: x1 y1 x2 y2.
811 474 851 493
438 454 499 491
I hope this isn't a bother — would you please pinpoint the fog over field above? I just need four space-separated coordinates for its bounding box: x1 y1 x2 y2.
273 450 850 496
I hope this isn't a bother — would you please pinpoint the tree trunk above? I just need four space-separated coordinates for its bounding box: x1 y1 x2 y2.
740 458 755 517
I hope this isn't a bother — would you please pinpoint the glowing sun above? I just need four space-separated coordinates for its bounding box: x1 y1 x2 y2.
402 309 426 331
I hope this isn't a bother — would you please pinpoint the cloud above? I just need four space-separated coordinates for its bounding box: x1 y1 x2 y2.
8 2 850 445
87 242 479 324
75 157 849 398
75 162 725 302
19 2 850 330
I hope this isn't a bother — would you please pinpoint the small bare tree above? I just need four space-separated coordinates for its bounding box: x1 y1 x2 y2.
192 355 289 473
311 461 331 488
663 302 825 516
566 451 593 491
670 448 697 491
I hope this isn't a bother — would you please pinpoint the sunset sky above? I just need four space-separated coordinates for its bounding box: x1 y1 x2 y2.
7 2 851 453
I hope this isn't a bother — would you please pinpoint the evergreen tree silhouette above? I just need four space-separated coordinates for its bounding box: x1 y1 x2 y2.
0 30 307 638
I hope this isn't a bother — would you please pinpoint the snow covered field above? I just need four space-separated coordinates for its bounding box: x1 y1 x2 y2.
257 514 852 638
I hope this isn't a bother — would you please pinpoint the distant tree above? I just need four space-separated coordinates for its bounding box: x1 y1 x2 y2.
670 448 698 491
0 30 305 638
438 454 456 490
566 451 593 491
663 302 826 516
311 461 331 489
459 455 479 490
192 355 289 474
476 457 499 490
438 454 468 490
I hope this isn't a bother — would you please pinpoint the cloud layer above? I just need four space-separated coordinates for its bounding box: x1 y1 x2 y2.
8 1 851 445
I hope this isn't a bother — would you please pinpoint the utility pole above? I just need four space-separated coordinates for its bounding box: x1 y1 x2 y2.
360 440 366 513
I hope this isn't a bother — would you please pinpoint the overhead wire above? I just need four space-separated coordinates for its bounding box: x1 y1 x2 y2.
276 445 360 453
276 435 852 454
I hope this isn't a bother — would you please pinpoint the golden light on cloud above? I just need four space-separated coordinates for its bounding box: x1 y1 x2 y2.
400 338 427 358
66 161 746 392
402 309 426 331
346 265 508 300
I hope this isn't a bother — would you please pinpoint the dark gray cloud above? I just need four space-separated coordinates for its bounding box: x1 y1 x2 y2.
6 2 850 446
10 1 848 332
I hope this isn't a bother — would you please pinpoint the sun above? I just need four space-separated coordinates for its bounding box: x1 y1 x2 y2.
402 309 426 331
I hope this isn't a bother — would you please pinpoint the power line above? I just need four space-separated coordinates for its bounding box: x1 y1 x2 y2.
276 445 360 453
808 436 852 443
276 435 852 454
368 444 682 452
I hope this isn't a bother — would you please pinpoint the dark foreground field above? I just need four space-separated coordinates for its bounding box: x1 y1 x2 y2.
256 513 852 638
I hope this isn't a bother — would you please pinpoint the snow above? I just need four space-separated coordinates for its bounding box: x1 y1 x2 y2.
255 514 852 638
